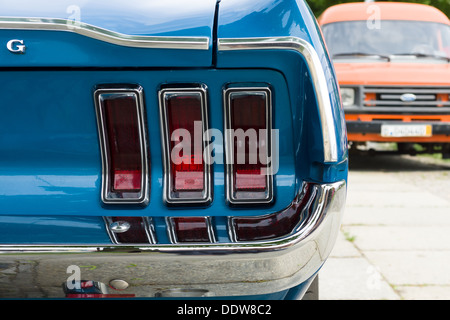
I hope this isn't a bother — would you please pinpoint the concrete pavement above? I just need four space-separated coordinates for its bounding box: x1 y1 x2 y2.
320 153 450 300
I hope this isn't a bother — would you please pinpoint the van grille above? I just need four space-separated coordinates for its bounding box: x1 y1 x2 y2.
362 86 450 108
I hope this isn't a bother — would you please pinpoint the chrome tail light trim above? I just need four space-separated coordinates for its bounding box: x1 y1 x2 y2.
94 84 150 205
223 87 274 205
158 86 212 206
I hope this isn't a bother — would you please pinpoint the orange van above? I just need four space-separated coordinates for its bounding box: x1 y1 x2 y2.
319 2 450 156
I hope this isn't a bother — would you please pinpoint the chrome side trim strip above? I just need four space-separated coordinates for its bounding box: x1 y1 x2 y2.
158 85 212 206
0 17 209 50
218 37 339 163
223 86 274 205
94 85 149 205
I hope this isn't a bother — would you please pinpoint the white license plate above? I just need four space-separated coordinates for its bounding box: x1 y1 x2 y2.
381 124 432 138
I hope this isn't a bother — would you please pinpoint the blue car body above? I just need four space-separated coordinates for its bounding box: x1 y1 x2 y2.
0 0 347 299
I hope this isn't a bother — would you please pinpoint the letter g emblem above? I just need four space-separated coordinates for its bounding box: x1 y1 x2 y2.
7 39 26 53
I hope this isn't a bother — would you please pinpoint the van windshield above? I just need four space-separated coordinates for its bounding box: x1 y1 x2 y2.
322 20 450 60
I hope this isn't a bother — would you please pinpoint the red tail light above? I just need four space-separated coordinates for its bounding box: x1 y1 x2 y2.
94 85 149 204
159 86 212 205
224 87 273 205
105 216 155 244
229 183 313 242
168 217 214 243
168 95 204 191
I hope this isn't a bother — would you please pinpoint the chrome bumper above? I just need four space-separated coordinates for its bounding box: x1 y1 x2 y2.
0 180 346 298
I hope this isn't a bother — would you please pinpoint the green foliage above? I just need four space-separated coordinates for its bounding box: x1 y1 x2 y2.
307 0 450 18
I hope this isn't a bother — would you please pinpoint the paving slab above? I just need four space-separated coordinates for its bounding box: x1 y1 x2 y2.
343 207 450 226
364 251 450 286
320 153 450 300
319 257 400 300
342 226 450 251
395 285 450 300
346 190 450 208
328 231 361 258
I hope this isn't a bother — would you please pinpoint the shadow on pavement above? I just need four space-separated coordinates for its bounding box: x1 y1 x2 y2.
349 152 450 172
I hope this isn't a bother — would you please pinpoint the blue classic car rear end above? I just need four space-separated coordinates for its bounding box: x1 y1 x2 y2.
0 0 347 299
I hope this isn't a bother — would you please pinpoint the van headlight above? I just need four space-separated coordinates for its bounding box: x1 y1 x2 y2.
340 88 355 107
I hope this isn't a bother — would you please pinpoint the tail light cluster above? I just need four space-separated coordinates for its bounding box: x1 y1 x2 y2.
95 84 273 207
95 83 291 244
103 182 315 244
159 87 212 205
94 85 149 204
224 88 273 205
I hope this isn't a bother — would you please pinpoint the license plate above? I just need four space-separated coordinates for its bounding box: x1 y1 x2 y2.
381 124 432 138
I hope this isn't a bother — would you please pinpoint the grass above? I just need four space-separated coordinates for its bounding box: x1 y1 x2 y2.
412 144 450 163
418 153 450 163
343 230 356 243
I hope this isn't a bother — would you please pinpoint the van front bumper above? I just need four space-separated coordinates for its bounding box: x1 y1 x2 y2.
0 180 346 298
347 120 450 135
